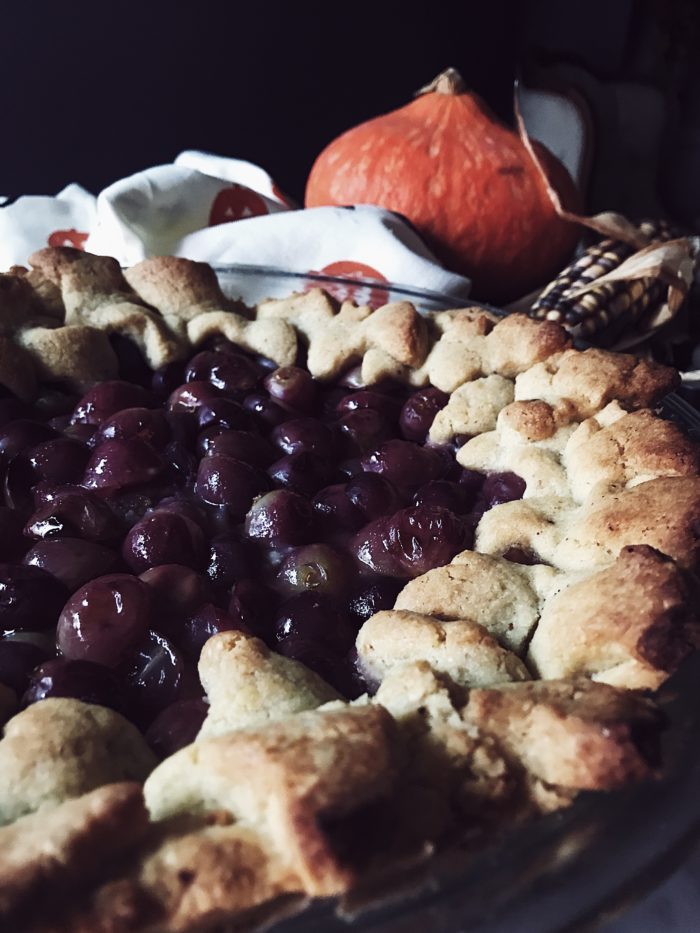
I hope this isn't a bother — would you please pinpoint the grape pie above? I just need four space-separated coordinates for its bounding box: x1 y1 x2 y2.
0 248 697 932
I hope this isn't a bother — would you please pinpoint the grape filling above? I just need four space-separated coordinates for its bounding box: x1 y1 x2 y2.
0 345 525 730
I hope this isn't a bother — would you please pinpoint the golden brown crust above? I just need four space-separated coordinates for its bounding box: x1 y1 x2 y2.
0 783 149 920
462 678 663 791
17 325 119 389
529 546 699 689
515 347 679 418
0 700 157 826
198 632 339 739
145 704 399 897
356 610 530 688
497 400 558 442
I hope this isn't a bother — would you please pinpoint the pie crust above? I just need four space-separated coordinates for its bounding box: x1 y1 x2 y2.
0 247 697 932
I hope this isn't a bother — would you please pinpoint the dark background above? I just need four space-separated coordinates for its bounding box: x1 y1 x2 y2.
1 0 698 220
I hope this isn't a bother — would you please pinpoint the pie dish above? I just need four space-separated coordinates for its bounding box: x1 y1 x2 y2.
0 248 698 932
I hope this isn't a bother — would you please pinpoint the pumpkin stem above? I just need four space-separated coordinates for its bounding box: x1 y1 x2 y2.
415 67 467 98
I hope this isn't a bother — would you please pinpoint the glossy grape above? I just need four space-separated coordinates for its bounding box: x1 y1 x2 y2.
24 538 118 591
83 437 163 492
312 483 364 533
71 381 152 425
264 366 315 412
335 389 402 421
57 573 152 667
206 536 254 588
271 418 333 457
121 630 184 724
347 577 404 627
0 639 53 694
399 387 449 442
196 398 252 433
24 488 123 542
0 564 68 634
122 511 206 573
413 480 470 514
351 505 467 578
360 439 446 491
145 698 208 758
180 604 242 659
275 544 352 598
197 428 275 466
267 451 332 495
95 407 171 449
186 350 260 396
0 420 59 465
244 489 314 546
479 471 527 510
0 507 28 560
139 565 213 634
242 392 288 428
346 473 402 522
194 455 269 514
167 381 220 414
22 658 122 711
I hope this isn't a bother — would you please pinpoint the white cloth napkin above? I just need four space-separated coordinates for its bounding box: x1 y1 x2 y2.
0 150 472 301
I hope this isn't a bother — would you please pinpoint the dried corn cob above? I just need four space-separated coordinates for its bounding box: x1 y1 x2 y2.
531 220 677 344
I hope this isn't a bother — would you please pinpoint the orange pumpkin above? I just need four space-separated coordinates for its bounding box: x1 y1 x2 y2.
305 69 581 303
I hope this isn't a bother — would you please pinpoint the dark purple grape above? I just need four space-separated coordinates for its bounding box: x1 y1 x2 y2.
273 591 356 660
318 384 351 417
312 484 364 533
0 397 33 429
276 544 352 599
121 630 184 724
502 546 540 566
335 390 401 421
186 350 260 397
264 366 315 412
267 451 332 495
0 507 28 560
206 536 254 588
62 422 98 445
5 438 90 510
194 455 269 514
242 392 288 428
122 511 206 573
161 440 198 487
479 472 527 510
228 579 275 642
57 574 152 667
196 398 252 433
167 381 220 414
71 381 153 425
459 468 487 500
153 496 207 528
139 565 213 633
347 578 403 627
336 408 394 457
360 439 446 492
23 538 118 591
106 490 157 528
351 506 468 579
109 334 152 387
271 418 333 457
165 409 198 448
244 489 314 546
180 604 242 659
152 361 186 399
399 388 449 442
197 428 275 467
22 658 122 711
83 438 163 492
0 420 59 465
0 564 68 634
346 473 402 522
0 639 53 694
145 698 208 758
413 480 470 514
95 407 171 449
24 488 123 542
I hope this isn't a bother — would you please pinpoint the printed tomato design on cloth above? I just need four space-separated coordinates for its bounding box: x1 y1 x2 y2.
306 261 390 308
209 186 270 225
47 229 89 249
